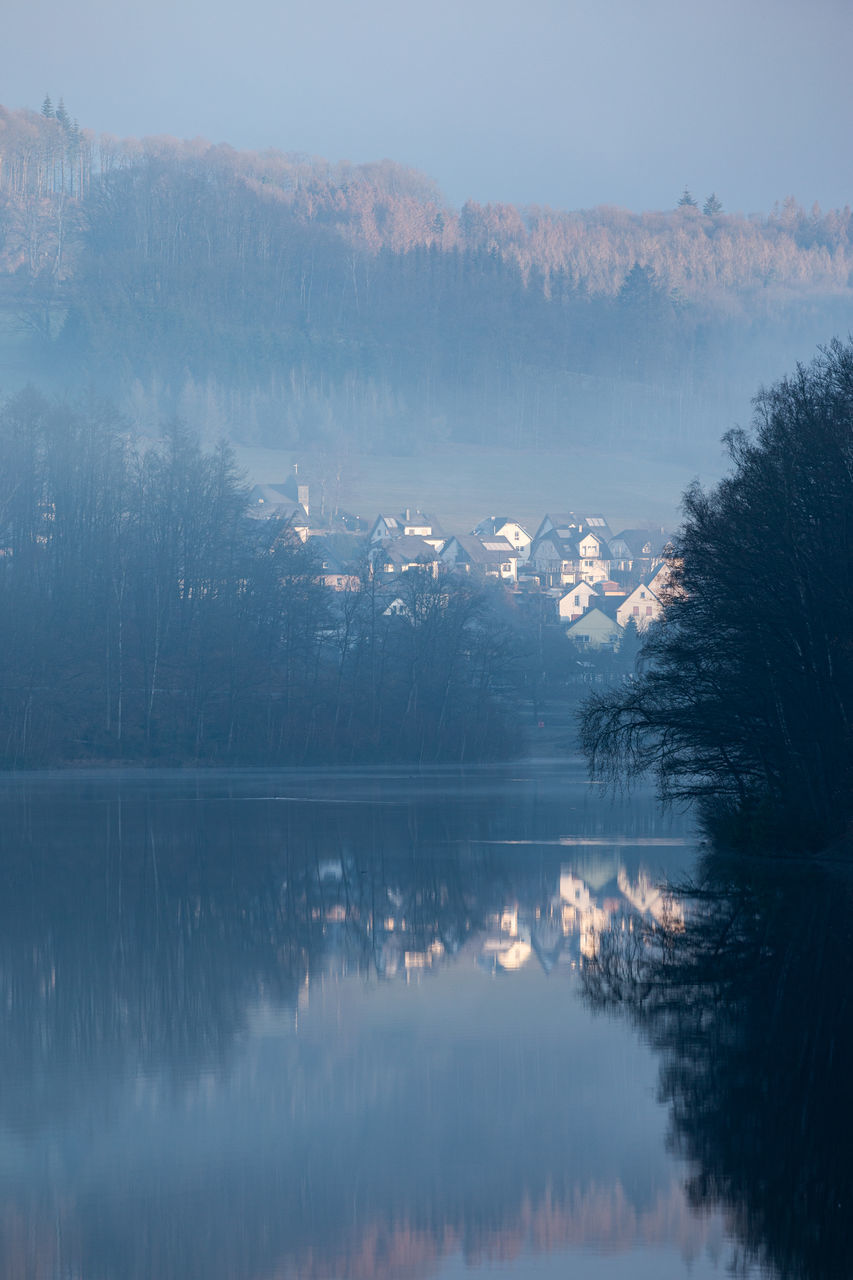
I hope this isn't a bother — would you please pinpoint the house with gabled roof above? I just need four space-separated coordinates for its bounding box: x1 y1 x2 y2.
247 484 310 541
558 580 600 621
369 510 444 545
525 529 572 587
472 516 532 561
616 579 664 631
565 607 623 649
440 534 518 581
533 513 580 543
576 530 613 584
369 535 441 576
311 534 366 591
610 528 672 576
533 512 613 544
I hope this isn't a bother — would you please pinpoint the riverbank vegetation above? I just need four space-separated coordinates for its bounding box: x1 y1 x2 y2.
0 390 531 766
580 339 853 850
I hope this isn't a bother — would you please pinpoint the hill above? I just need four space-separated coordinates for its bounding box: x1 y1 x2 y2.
0 101 851 486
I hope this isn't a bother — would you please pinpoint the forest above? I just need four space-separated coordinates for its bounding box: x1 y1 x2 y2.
0 103 851 459
0 389 538 766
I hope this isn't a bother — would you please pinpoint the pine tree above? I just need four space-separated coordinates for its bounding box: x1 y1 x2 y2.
56 98 70 130
41 94 54 119
703 193 723 215
677 187 698 208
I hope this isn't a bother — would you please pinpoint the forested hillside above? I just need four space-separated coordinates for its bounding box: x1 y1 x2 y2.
1 102 851 459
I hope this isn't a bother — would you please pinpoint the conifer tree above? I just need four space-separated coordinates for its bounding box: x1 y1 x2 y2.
677 187 698 208
703 193 723 215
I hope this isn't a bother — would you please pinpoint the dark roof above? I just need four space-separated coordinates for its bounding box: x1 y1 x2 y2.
442 534 512 568
311 533 368 572
373 535 439 567
612 528 673 558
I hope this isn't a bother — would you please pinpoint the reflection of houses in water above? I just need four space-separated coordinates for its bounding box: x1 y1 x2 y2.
479 928 533 974
289 851 680 992
476 863 680 976
558 870 611 960
617 868 685 929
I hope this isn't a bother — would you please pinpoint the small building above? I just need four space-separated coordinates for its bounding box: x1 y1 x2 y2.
616 581 664 631
557 580 600 621
369 510 445 545
565 607 623 649
440 534 518 581
472 516 532 561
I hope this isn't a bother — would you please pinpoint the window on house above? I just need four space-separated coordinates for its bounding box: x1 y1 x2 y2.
633 606 640 616
646 605 653 615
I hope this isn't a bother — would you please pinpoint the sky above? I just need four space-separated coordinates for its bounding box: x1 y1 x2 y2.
3 0 852 214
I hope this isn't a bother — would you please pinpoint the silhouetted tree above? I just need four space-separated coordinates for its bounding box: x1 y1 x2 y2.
581 339 853 849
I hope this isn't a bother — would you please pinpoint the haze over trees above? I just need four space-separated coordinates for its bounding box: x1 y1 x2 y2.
581 340 853 850
0 390 524 766
0 103 851 459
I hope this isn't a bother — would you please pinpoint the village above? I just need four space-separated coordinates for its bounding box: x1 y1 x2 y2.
249 468 675 650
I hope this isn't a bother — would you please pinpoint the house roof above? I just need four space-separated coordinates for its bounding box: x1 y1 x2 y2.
559 581 600 601
373 535 439 567
472 515 530 539
247 487 309 525
612 528 672 558
442 534 513 568
311 533 368 572
565 606 623 636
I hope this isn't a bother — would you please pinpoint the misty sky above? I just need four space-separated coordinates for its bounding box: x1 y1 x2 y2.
5 0 852 214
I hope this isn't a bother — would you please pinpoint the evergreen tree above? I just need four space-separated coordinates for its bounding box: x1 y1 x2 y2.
703 193 723 215
41 94 54 119
55 98 70 130
677 186 698 208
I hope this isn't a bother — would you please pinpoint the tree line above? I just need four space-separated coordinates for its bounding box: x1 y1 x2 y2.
0 104 851 457
0 390 527 766
581 339 853 850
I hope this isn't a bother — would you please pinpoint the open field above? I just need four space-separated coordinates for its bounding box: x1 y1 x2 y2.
231 440 725 535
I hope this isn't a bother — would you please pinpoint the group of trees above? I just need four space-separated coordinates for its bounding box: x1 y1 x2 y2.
581 339 853 849
0 104 851 455
0 390 526 766
677 187 723 215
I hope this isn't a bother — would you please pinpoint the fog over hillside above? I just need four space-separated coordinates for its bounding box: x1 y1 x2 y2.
0 102 850 515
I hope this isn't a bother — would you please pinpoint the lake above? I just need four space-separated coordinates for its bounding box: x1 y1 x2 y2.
0 758 842 1279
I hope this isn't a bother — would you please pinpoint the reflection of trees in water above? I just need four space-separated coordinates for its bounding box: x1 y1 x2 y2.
0 771 680 1110
0 782 527 1124
583 852 853 1280
0 773 702 1280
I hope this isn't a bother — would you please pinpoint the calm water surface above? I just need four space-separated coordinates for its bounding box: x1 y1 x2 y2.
0 759 843 1279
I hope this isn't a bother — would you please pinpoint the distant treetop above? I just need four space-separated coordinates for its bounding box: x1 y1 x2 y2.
703 193 723 215
677 187 698 208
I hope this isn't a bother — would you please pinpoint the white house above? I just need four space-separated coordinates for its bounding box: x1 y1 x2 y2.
565 607 623 649
558 581 599 621
473 516 532 561
616 581 663 631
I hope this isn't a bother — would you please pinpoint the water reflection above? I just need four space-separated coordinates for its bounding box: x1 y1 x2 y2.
584 849 853 1280
0 766 732 1279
